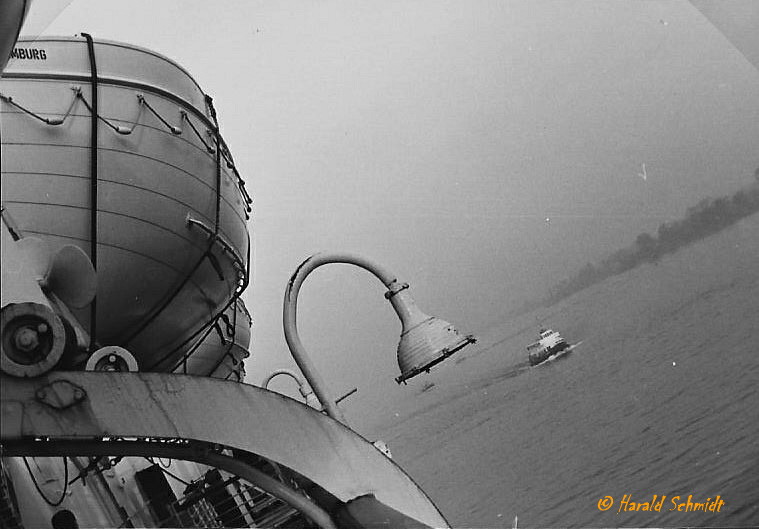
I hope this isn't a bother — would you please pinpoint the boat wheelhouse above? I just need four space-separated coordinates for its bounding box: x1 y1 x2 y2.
526 328 570 366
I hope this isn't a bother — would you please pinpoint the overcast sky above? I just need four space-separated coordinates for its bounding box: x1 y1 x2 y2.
29 0 759 432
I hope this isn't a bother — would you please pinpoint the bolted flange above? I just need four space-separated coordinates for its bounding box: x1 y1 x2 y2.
1 302 66 377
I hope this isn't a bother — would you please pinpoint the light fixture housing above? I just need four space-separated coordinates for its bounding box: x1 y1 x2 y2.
387 286 476 384
395 317 476 384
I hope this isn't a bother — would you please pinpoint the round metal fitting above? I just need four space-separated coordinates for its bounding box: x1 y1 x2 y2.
85 346 139 372
14 326 40 351
1 302 66 377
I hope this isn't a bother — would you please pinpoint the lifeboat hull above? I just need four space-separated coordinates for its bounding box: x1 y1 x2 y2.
0 37 251 372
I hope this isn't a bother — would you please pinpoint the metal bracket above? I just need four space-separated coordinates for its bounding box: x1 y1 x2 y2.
384 282 409 299
35 379 87 409
186 213 246 275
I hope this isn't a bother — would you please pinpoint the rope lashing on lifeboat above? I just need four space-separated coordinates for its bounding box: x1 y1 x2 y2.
212 300 250 379
0 86 81 125
178 309 225 374
75 91 138 135
155 249 249 374
177 100 254 215
83 90 182 137
205 94 219 126
146 223 253 374
219 311 236 337
213 320 228 345
151 292 239 372
219 144 253 211
186 215 247 277
193 301 244 377
205 93 251 220
0 205 23 240
82 32 100 353
0 87 141 135
0 89 252 216
181 109 215 153
223 349 247 380
200 91 252 217
208 298 243 375
138 94 182 135
94 91 253 216
214 126 222 235
115 95 146 135
161 253 250 376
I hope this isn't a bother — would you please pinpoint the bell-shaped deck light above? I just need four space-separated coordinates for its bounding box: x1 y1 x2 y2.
283 252 476 424
388 286 476 384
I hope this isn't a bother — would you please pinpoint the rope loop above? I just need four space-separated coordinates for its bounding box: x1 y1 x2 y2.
139 94 183 135
76 92 134 135
181 109 216 153
0 86 81 126
1 87 252 216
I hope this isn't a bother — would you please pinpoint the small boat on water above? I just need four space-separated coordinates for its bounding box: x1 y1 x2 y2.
526 328 579 366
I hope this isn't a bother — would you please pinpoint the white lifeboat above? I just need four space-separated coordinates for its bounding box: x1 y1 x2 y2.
1 37 251 373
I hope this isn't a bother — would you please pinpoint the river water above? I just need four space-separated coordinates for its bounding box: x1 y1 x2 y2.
380 215 759 528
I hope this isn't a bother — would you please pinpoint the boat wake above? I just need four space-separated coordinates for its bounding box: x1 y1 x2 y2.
533 341 583 367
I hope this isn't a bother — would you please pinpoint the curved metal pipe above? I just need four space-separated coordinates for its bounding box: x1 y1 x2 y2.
262 368 306 389
283 253 408 424
263 368 324 411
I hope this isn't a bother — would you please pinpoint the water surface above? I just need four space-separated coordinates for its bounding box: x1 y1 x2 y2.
381 216 759 527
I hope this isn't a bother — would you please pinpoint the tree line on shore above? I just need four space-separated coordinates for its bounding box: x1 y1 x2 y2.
542 170 759 306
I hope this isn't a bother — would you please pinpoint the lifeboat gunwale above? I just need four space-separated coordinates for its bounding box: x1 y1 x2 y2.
12 35 208 105
2 73 213 136
2 89 223 165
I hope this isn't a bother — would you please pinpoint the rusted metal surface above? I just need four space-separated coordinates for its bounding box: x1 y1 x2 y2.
0 371 448 528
